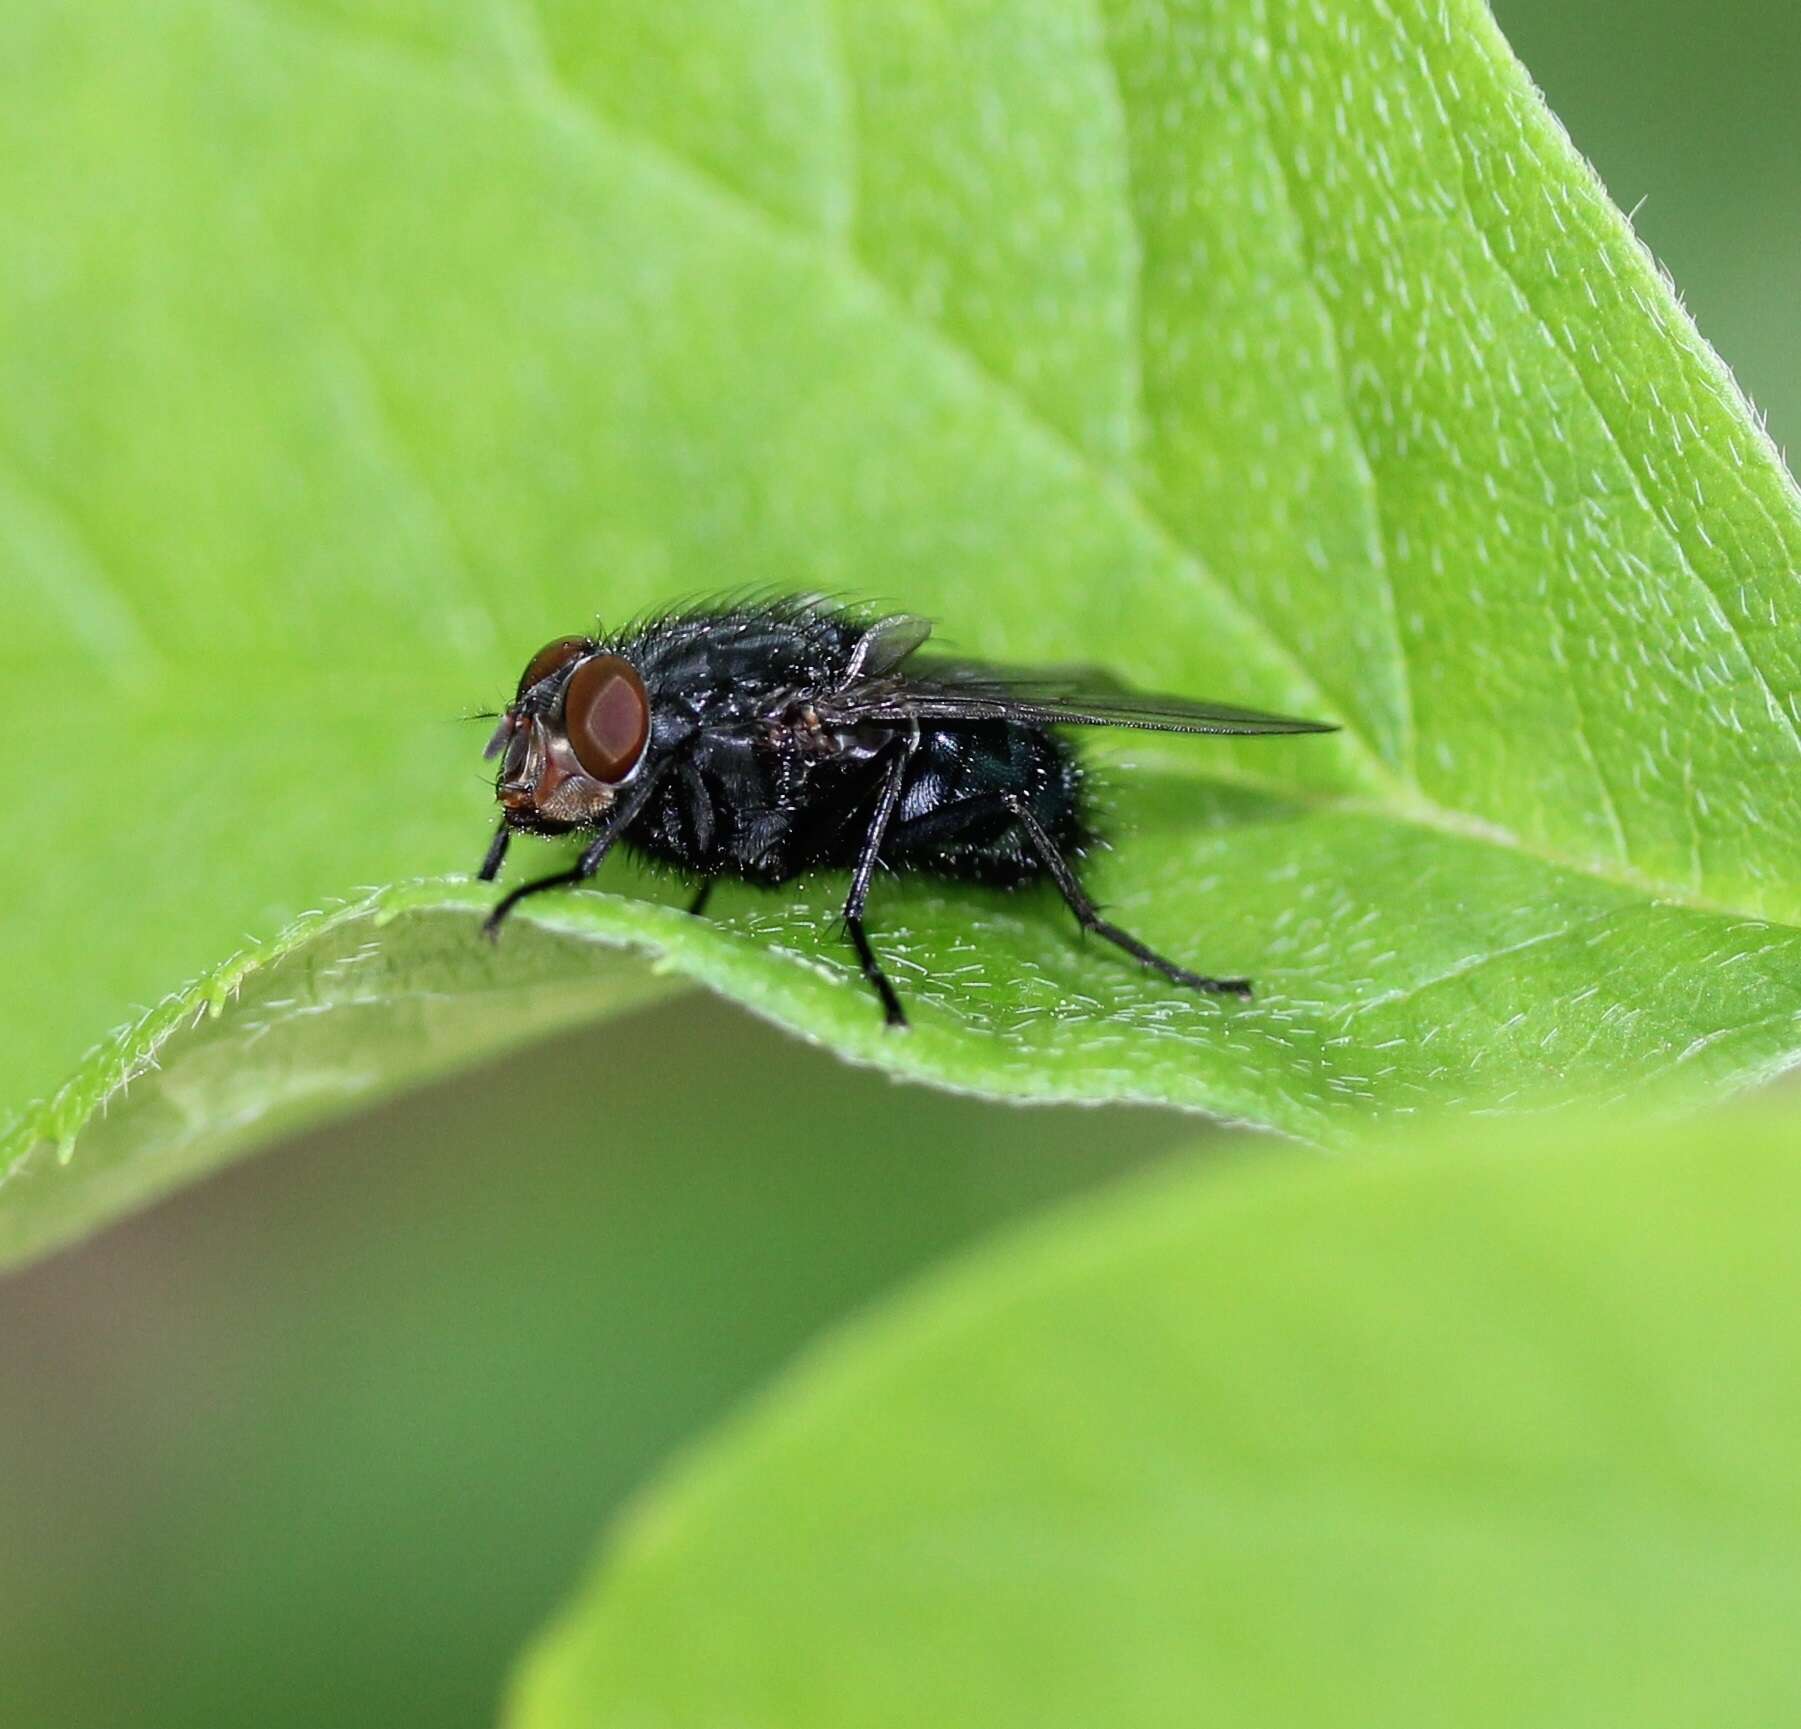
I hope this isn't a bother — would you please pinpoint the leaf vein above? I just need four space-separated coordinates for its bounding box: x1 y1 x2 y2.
1343 904 1636 1021
1255 0 1415 776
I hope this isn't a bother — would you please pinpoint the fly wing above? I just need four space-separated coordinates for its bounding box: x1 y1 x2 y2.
817 661 1338 737
843 612 935 681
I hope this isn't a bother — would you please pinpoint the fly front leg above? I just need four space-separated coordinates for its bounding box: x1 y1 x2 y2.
475 819 512 883
843 740 915 1028
483 773 663 939
1001 795 1252 998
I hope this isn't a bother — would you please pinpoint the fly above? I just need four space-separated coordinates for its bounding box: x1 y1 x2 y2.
476 597 1337 1028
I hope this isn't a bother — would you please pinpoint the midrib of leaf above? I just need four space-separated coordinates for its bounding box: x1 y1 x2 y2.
1071 0 1152 475
1243 0 1416 777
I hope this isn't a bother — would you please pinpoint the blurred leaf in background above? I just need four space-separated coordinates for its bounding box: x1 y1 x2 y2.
515 1099 1801 1729
0 998 1191 1729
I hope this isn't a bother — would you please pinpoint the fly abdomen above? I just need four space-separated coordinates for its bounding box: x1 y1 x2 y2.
879 722 1086 887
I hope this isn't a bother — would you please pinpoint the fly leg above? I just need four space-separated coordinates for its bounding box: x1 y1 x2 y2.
843 741 915 1028
687 880 714 918
1001 795 1251 998
483 773 662 939
475 820 512 883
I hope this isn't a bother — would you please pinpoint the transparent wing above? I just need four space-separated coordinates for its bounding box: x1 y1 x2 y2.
818 661 1338 737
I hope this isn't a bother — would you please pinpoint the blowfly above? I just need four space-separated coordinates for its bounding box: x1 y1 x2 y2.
477 597 1336 1027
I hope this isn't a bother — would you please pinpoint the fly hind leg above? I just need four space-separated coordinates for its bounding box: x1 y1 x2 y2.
842 741 914 1029
1001 795 1251 998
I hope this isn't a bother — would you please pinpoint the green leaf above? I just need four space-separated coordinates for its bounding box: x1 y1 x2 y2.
508 1104 1801 1728
0 888 680 1269
6 0 1801 1249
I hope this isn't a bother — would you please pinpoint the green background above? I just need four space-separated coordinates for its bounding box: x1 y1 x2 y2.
1 2 1796 1724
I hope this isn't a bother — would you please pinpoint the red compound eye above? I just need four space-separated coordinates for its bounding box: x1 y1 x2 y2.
563 653 650 783
516 636 592 699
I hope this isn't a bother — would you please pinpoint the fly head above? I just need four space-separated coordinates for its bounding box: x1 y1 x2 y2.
485 636 653 833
